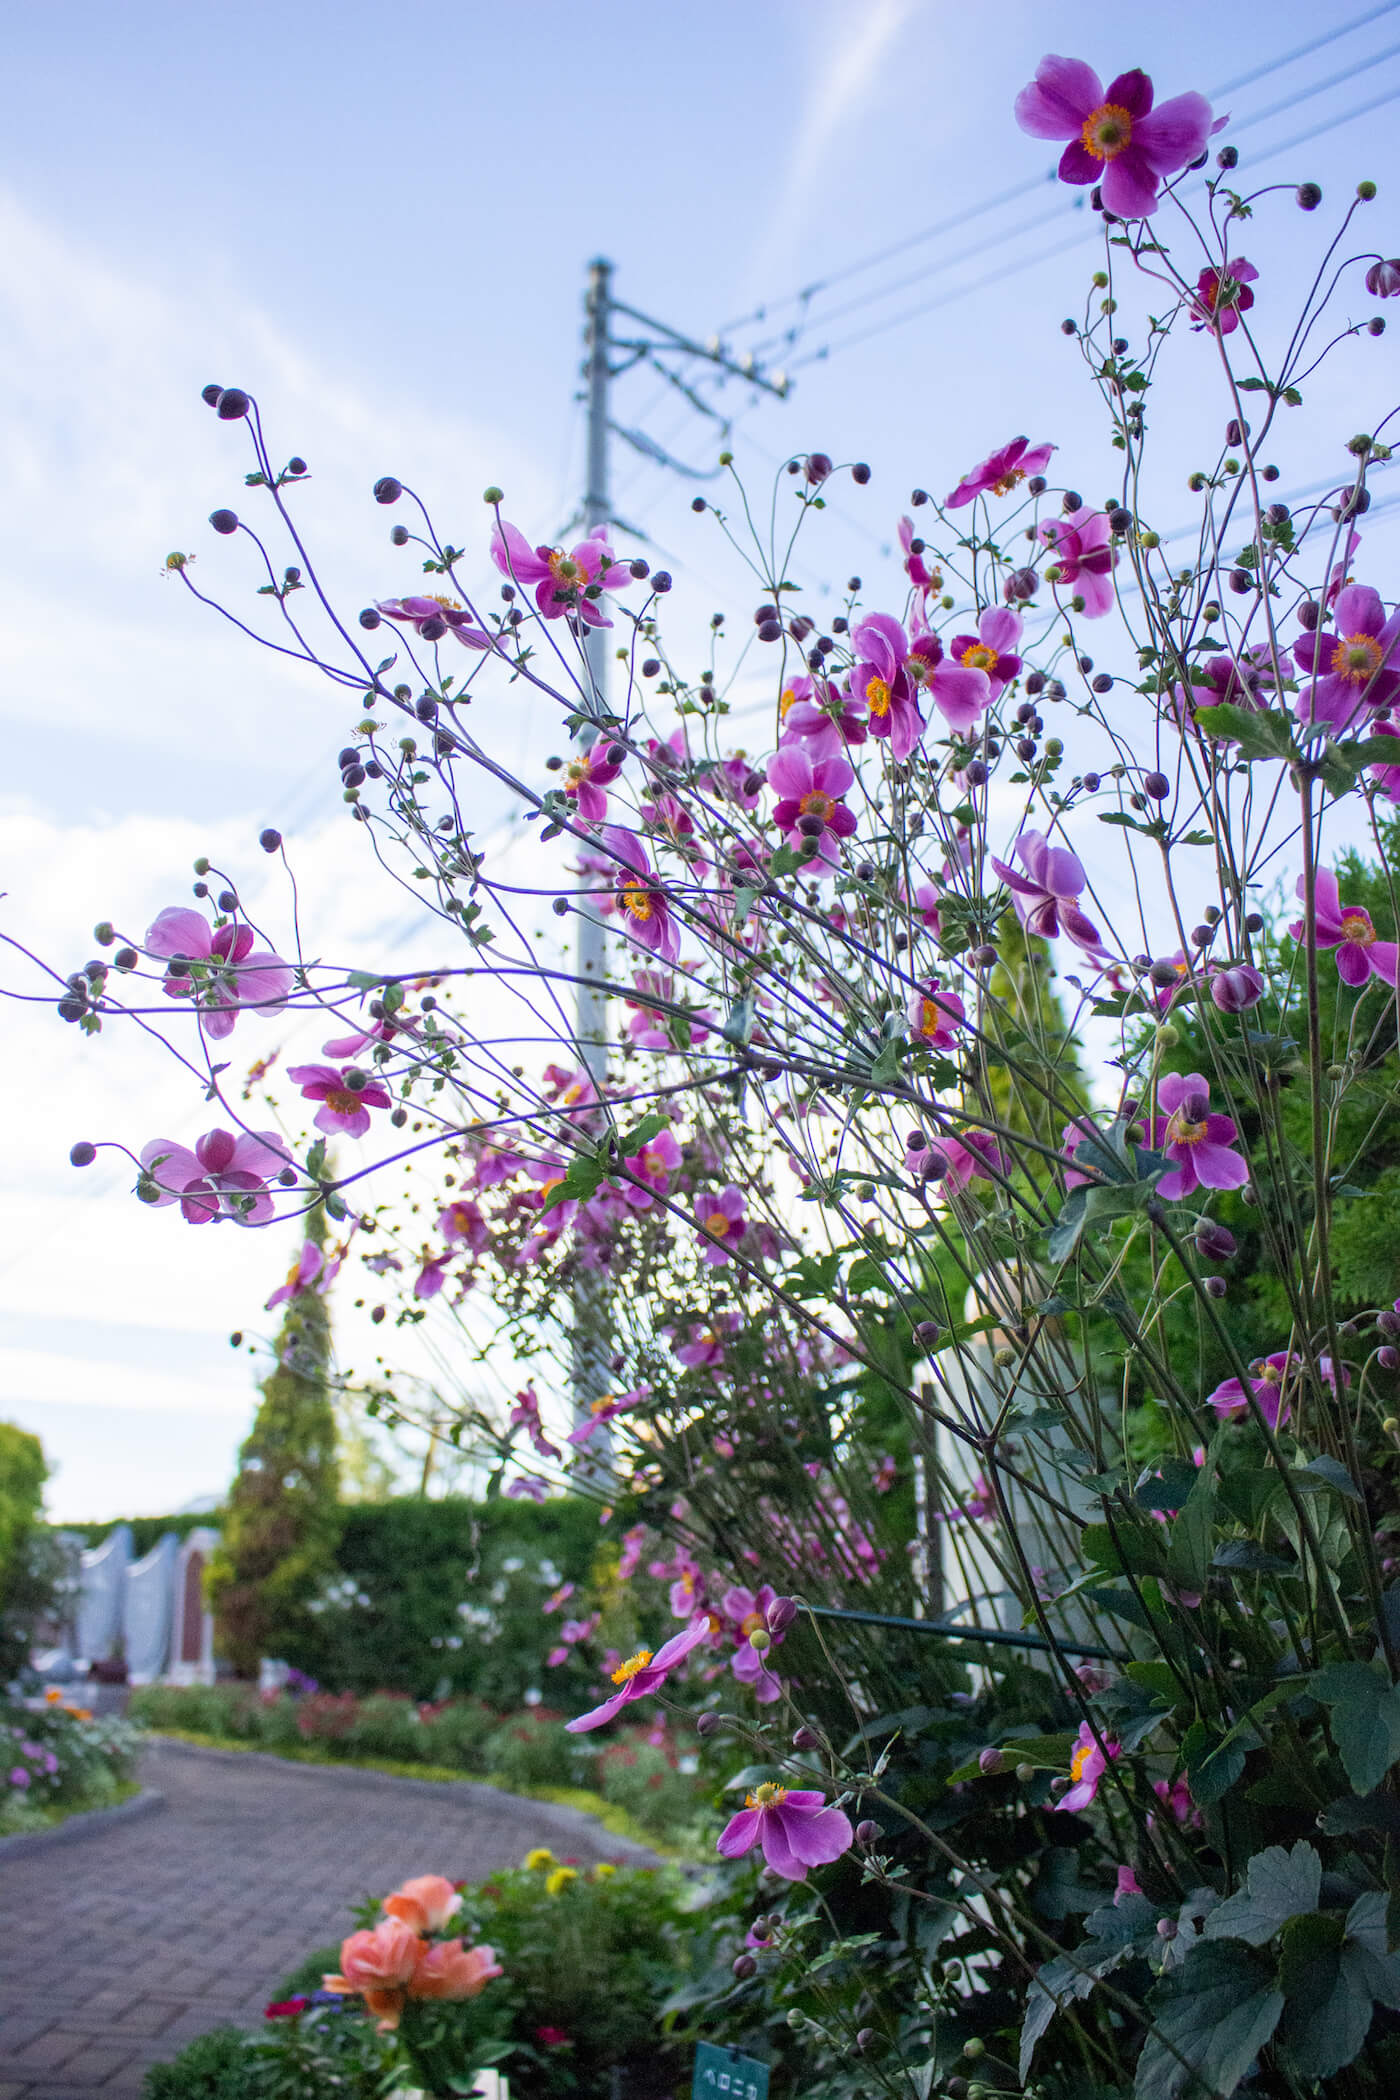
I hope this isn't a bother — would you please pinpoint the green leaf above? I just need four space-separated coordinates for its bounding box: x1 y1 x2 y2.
869 1037 903 1087
1296 1453 1365 1503
1276 1909 1381 2079
1312 1662 1400 1793
1211 1540 1296 1574
345 969 383 990
1021 1897 1159 2079
1182 1719 1248 1805
1167 1467 1215 1591
616 1114 666 1157
1135 1942 1284 2100
1204 1842 1320 1946
540 1152 607 1213
720 996 757 1048
1192 704 1295 762
1134 1459 1200 1513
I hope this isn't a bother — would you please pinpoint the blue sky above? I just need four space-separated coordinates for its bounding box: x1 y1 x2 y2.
4 0 1399 1517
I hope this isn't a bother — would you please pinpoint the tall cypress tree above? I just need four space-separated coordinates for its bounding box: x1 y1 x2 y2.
208 1204 342 1677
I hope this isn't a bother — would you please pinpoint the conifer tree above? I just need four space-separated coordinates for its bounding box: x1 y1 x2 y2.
208 1203 342 1676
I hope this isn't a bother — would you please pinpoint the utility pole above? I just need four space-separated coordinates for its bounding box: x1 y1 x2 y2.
566 258 791 1458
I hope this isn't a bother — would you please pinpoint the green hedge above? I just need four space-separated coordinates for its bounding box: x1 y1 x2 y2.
69 1495 607 1704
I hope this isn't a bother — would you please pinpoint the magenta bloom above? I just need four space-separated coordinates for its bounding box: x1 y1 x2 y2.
946 436 1055 510
509 1385 561 1462
781 678 869 758
1039 507 1116 619
717 1784 853 1883
1151 1073 1248 1200
906 1129 1004 1190
624 1126 683 1210
1367 719 1400 801
768 745 857 871
145 908 291 1041
991 830 1105 954
565 1616 710 1733
1294 585 1400 733
1174 646 1274 729
568 1390 638 1446
287 1062 393 1138
1015 56 1216 220
1209 963 1264 1014
1290 868 1399 988
1367 259 1400 298
696 1184 747 1265
490 519 630 628
562 743 622 821
439 1198 487 1250
376 595 494 650
1190 257 1257 336
721 1583 783 1704
140 1127 291 1226
899 514 939 596
943 607 1023 704
907 983 965 1050
1054 1723 1120 1813
265 1239 327 1311
600 826 681 963
1208 1352 1293 1430
849 613 924 761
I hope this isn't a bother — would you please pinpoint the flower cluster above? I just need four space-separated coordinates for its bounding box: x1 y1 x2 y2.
323 1873 501 2032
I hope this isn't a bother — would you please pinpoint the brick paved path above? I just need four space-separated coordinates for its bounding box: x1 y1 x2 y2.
0 1738 647 2100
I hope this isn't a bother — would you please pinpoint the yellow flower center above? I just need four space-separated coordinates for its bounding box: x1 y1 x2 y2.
920 998 944 1035
590 1395 614 1417
620 883 653 923
325 1088 361 1116
538 1176 564 1204
960 641 997 673
989 468 1026 496
427 593 462 611
799 789 835 820
779 686 800 717
640 1148 666 1176
739 1610 766 1638
611 1648 653 1685
1167 1114 1208 1146
1080 101 1133 161
565 757 589 786
1332 631 1384 685
1070 1741 1094 1781
866 676 892 718
745 1782 789 1809
1341 911 1376 946
548 549 584 586
702 1211 733 1239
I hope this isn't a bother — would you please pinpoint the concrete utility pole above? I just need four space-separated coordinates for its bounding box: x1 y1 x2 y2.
566 257 791 1456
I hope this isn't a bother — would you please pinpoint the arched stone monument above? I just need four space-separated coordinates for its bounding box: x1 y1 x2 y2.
168 1528 219 1685
75 1525 131 1665
123 1532 179 1684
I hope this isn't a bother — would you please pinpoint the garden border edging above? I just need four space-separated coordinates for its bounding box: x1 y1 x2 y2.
0 1784 166 1857
144 1736 659 1863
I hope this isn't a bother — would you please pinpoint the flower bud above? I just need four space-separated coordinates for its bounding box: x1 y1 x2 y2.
1203 1275 1227 1299
358 607 382 629
854 2028 876 2053
963 2038 985 2059
695 1711 721 1738
1015 1762 1036 1783
209 508 239 535
1380 1347 1400 1372
1367 259 1400 298
1210 963 1264 1013
216 387 250 420
652 571 673 593
855 1820 879 1845
1378 1309 1400 1339
978 1746 1006 1775
200 382 223 406
69 1141 96 1167
732 1953 757 1979
767 1596 798 1633
258 829 282 855
851 462 871 485
747 1628 771 1654
915 1319 942 1350
1004 566 1038 603
1143 771 1170 800
804 452 833 485
791 1725 818 1750
114 946 138 970
1297 182 1322 210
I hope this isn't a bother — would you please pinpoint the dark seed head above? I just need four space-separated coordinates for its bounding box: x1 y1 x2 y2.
216 387 250 421
374 476 403 505
259 828 282 854
69 1141 96 1167
209 508 239 535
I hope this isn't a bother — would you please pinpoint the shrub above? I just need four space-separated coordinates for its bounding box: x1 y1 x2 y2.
0 1692 141 1833
482 1710 586 1793
596 1734 705 1842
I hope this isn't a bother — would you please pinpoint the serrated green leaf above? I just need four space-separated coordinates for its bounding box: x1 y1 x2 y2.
1193 704 1295 761
1182 1719 1248 1804
1312 1662 1400 1793
1135 1942 1284 2100
617 1113 666 1157
1205 1842 1320 1946
1277 1910 1375 2079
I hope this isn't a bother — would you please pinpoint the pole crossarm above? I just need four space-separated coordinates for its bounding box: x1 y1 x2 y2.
607 298 792 397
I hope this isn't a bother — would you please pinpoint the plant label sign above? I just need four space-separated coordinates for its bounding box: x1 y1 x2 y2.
692 2042 769 2100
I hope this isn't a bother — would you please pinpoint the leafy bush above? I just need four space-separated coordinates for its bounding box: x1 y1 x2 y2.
0 1691 141 1833
482 1710 588 1792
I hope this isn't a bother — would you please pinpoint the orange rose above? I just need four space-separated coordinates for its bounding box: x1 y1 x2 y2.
410 1939 503 2002
383 1873 461 1934
323 1918 424 2032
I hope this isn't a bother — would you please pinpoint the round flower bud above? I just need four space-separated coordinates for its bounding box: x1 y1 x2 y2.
1297 182 1322 210
855 1820 879 1845
855 2028 876 2053
852 461 871 484
732 1954 757 1979
193 856 210 876
482 485 504 504
1107 507 1132 535
791 1725 819 1750
69 1141 96 1167
978 1747 1006 1776
1217 144 1239 170
1380 1347 1400 1372
1015 1762 1036 1783
93 921 115 947
748 1628 771 1654
114 946 138 970
1210 963 1264 1013
1203 1275 1227 1299
915 1319 942 1350
804 452 833 485
209 508 239 535
767 1596 798 1633
963 2038 985 2059
1004 567 1038 603
695 1711 721 1738
1385 1418 1400 1435
757 620 783 643
390 524 410 547
358 607 382 630
259 828 282 854
652 571 673 593
200 382 223 406
1377 1310 1400 1339
216 387 250 420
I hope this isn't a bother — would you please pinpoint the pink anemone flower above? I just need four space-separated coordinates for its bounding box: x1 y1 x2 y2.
376 595 494 650
490 519 630 628
287 1063 393 1138
849 613 925 760
1293 585 1400 734
781 679 869 758
942 607 1023 704
1015 57 1218 220
946 436 1055 510
565 1616 710 1733
899 514 941 595
716 1784 853 1883
1151 1073 1248 1200
1054 1722 1120 1812
439 1199 487 1250
1207 1352 1294 1431
1365 718 1400 801
1290 868 1399 988
600 826 681 963
1190 257 1258 335
695 1184 746 1265
991 830 1105 954
907 983 966 1050
145 908 291 1040
265 1239 327 1310
721 1583 784 1703
905 630 993 737
562 743 622 821
140 1127 291 1226
1039 507 1117 619
767 745 857 870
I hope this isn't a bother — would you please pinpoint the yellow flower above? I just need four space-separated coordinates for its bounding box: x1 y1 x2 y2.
545 1867 578 1896
524 1848 555 1871
593 1862 617 1879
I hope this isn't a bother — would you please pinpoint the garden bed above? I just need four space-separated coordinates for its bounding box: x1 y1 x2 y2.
0 1779 162 1855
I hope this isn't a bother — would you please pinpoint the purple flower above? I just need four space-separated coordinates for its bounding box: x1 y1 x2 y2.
1174 646 1274 730
767 745 857 871
1290 868 1399 989
600 826 681 963
1151 1073 1248 1200
266 1239 329 1311
1190 258 1257 336
140 1127 291 1226
720 1584 784 1704
849 613 925 760
565 1617 710 1733
1207 1352 1293 1430
1366 259 1400 298
946 436 1055 510
287 1063 393 1139
898 515 940 596
1367 718 1400 801
696 1184 747 1266
145 908 291 1041
907 983 965 1049
906 631 992 738
1039 507 1116 619
942 608 1023 704
562 744 622 821
1054 1723 1120 1812
1208 963 1264 1014
1294 584 1400 733
991 830 1105 954
1015 56 1217 220
376 595 495 650
716 1784 853 1883
490 520 630 627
